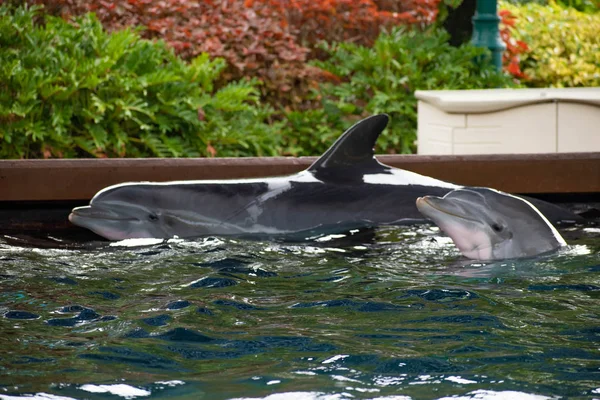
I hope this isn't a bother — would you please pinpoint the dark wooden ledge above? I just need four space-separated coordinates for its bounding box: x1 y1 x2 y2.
1 153 599 202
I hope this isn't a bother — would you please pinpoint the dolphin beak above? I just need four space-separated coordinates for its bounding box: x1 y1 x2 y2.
68 205 143 241
416 196 443 215
416 196 478 223
416 196 442 220
416 196 428 209
69 206 91 225
69 205 137 223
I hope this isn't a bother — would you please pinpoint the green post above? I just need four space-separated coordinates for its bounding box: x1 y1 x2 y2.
471 0 505 71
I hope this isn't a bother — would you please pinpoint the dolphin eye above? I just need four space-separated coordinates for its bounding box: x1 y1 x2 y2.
491 223 503 232
148 213 159 221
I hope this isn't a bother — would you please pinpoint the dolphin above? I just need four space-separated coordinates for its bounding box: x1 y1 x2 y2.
416 188 567 260
69 114 580 241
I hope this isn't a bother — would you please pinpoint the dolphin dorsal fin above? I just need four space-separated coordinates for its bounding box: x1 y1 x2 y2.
307 114 389 180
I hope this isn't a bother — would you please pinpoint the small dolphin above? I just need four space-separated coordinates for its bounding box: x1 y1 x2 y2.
416 188 567 260
69 115 579 241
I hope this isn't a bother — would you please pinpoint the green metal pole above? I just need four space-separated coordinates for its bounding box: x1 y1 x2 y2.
471 0 505 71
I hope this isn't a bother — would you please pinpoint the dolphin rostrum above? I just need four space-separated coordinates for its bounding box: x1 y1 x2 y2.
416 188 567 260
69 115 579 241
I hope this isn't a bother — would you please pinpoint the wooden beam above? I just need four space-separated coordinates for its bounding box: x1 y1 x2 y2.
1 153 598 202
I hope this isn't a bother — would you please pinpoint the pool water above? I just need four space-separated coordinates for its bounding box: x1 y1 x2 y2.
1 225 599 400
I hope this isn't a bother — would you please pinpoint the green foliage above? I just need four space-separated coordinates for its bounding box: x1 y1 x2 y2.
0 5 283 159
555 0 599 12
501 1 600 88
280 103 349 157
291 28 515 155
504 0 599 13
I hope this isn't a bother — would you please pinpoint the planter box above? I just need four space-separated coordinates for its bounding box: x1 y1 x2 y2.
416 88 600 155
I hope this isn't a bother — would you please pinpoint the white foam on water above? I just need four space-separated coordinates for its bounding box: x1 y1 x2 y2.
154 380 185 387
79 384 150 398
373 375 407 386
444 376 477 385
436 390 554 400
314 234 348 242
228 392 348 400
562 244 592 256
409 374 442 385
322 354 350 364
0 394 77 400
346 387 379 393
331 375 361 383
293 371 317 376
109 238 164 247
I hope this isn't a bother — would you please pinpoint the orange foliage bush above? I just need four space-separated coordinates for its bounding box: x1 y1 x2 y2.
499 8 529 79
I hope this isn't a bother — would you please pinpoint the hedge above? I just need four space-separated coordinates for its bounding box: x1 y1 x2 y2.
0 5 284 159
500 1 600 87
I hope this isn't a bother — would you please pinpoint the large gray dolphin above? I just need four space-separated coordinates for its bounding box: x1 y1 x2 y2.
416 188 567 260
69 114 579 241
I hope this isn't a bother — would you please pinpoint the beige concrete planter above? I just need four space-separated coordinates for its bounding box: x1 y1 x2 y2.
416 88 600 155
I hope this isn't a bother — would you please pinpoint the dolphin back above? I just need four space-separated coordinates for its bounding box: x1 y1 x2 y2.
519 195 584 225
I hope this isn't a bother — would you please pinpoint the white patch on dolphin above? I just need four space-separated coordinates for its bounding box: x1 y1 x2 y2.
363 168 459 189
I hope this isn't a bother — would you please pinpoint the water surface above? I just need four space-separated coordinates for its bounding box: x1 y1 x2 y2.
1 225 599 399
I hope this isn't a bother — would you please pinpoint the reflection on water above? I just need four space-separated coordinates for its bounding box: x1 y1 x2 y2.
1 225 599 400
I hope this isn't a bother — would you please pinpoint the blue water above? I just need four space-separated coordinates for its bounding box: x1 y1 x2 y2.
1 225 600 400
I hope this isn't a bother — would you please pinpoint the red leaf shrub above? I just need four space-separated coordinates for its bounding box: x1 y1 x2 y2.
374 0 441 26
30 0 441 109
499 8 529 79
249 0 440 51
33 0 316 108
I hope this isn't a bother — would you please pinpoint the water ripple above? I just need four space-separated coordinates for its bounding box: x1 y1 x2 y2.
0 225 598 399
